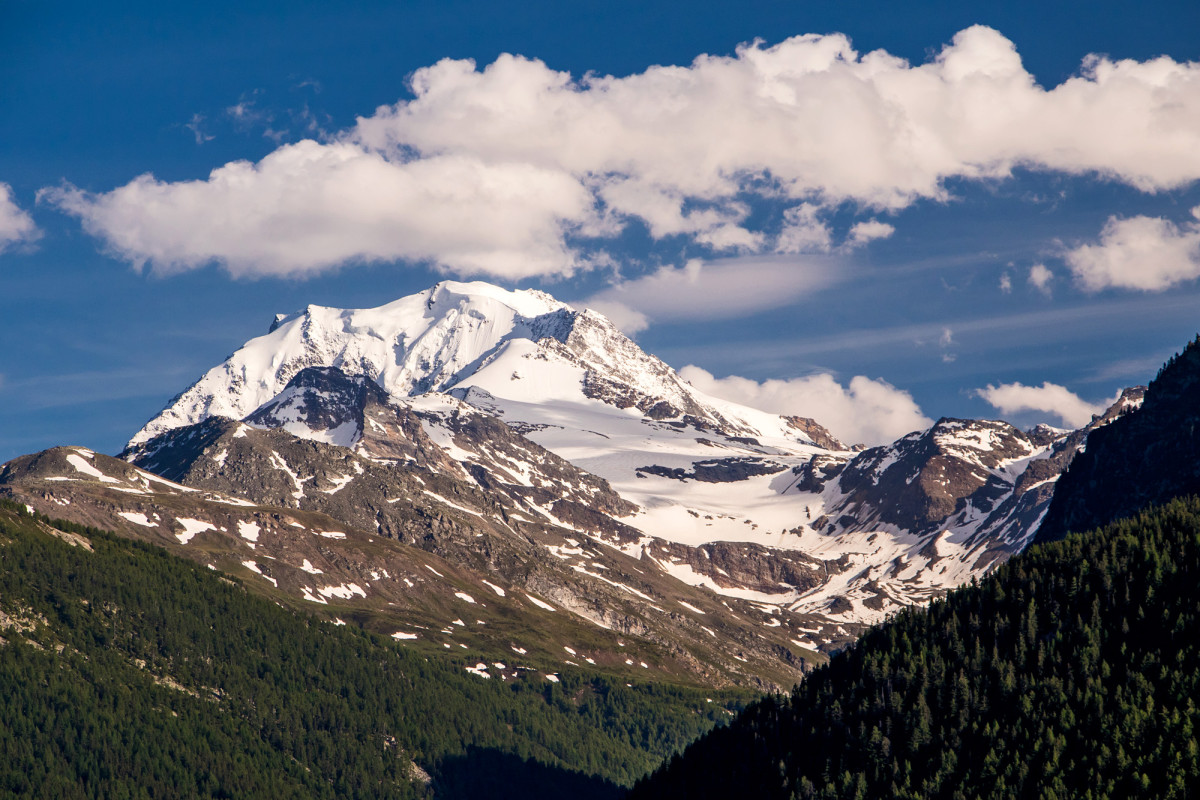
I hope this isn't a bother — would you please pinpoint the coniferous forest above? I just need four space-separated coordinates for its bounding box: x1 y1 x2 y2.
631 496 1200 799
0 500 750 799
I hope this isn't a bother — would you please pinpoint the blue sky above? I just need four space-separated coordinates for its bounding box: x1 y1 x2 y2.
3 0 1200 459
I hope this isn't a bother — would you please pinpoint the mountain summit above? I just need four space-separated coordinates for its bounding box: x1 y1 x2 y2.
129 280 803 451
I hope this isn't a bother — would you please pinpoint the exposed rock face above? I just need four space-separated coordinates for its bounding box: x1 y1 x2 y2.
783 417 847 451
244 365 389 445
636 459 788 483
643 540 828 596
818 392 1145 552
826 418 1045 537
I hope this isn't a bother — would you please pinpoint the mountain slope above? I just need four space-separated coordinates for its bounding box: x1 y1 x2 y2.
2 443 823 690
630 496 1200 800
1036 337 1200 543
0 499 752 799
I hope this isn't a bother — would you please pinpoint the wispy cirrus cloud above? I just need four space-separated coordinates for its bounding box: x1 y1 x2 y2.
43 26 1200 280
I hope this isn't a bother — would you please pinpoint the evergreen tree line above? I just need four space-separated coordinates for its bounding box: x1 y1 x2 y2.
631 496 1200 799
0 500 750 799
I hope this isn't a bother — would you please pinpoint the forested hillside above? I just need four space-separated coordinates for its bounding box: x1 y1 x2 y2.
631 497 1200 799
0 500 751 799
1037 336 1200 543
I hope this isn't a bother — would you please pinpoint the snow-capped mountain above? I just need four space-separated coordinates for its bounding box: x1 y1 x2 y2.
130 280 811 449
2 280 1144 686
120 282 1144 640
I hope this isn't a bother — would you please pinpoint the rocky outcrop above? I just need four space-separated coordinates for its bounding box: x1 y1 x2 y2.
635 458 788 483
783 416 847 451
825 418 1046 536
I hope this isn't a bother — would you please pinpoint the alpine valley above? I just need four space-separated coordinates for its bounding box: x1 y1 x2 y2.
0 281 1145 694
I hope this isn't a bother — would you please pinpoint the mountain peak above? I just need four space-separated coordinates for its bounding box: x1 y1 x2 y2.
126 282 584 448
127 280 827 454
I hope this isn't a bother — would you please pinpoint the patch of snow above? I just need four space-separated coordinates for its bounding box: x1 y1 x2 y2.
268 451 311 500
317 583 368 600
572 565 654 601
300 586 328 604
677 600 707 615
207 494 256 507
463 662 492 681
525 594 555 611
175 518 215 544
66 453 120 483
321 473 355 494
237 520 260 542
118 511 158 528
240 560 278 587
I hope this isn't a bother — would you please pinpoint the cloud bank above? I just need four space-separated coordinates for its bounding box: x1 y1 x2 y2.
1066 208 1200 291
680 366 932 446
45 26 1200 280
0 184 39 253
974 381 1111 428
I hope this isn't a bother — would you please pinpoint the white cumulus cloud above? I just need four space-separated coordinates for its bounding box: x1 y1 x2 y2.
974 381 1112 428
775 204 833 253
1028 263 1054 294
845 219 895 248
46 26 1200 279
578 255 840 336
1065 209 1200 291
680 366 932 446
0 183 39 253
41 143 600 280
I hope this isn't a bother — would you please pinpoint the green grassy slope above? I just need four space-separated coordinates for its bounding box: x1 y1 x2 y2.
0 500 753 799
